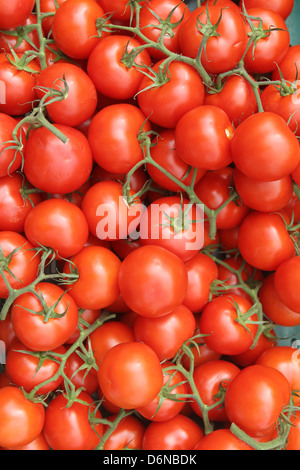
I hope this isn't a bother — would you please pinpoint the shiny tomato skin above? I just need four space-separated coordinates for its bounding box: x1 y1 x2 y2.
231 111 300 182
23 124 93 195
43 391 103 450
0 113 24 177
179 4 247 73
64 350 99 395
52 0 107 59
0 386 45 449
142 414 204 450
24 198 89 259
243 8 290 74
98 341 164 409
272 45 300 81
102 414 145 450
87 35 151 100
5 433 50 451
286 411 300 450
229 329 277 368
0 13 39 54
40 0 67 36
225 364 291 438
274 256 300 313
97 0 148 22
240 0 294 20
175 105 234 170
118 245 188 318
194 429 254 450
63 245 121 310
0 0 35 29
137 60 205 129
238 211 295 272
88 103 151 174
0 231 40 299
36 62 98 127
0 313 16 350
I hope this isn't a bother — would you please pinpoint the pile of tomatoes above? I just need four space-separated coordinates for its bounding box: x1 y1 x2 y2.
0 0 299 452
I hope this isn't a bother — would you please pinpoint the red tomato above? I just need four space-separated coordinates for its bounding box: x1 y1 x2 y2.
102 414 145 450
199 294 258 356
0 231 40 299
202 0 241 13
204 74 258 128
0 53 40 116
137 60 205 129
286 411 300 450
65 308 101 344
136 363 188 422
0 14 39 54
87 35 151 100
259 273 300 327
89 320 134 366
229 329 277 368
52 0 107 59
97 0 147 22
175 105 234 170
274 256 300 313
64 350 99 395
0 113 24 177
0 386 45 449
5 340 65 395
0 313 16 350
240 0 294 20
43 391 103 450
98 341 164 409
36 62 98 127
137 0 190 60
88 103 151 174
233 168 294 212
194 429 254 450
63 245 121 310
11 282 79 351
243 8 290 74
0 173 41 233
179 4 247 73
142 414 204 450
231 111 300 182
0 0 35 29
81 180 143 241
238 211 295 271
133 304 196 361
190 360 240 422
272 45 300 81
195 167 250 230
225 364 291 438
40 0 67 36
139 195 204 261
118 245 188 318
5 433 50 451
24 198 89 259
23 124 93 194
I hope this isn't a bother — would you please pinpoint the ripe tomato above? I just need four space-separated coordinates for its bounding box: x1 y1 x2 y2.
133 304 196 361
225 364 291 438
63 245 121 310
97 0 147 22
5 340 65 395
102 414 145 450
286 411 300 450
11 282 79 351
65 308 101 344
40 0 67 36
64 350 99 395
137 0 190 60
52 0 107 59
137 60 205 129
190 360 240 422
88 103 151 174
238 211 295 271
0 386 45 449
194 429 254 450
98 341 164 409
272 45 300 81
259 273 300 327
87 35 151 100
36 62 98 127
142 414 204 450
175 105 234 170
274 256 300 313
179 4 247 73
23 124 93 194
233 168 294 213
199 294 258 356
0 313 16 349
136 363 188 422
0 14 40 55
0 113 24 177
5 433 50 451
0 0 35 29
204 74 258 128
24 198 89 259
43 391 103 450
231 111 300 182
195 167 250 230
0 231 40 299
240 0 294 20
118 245 188 318
0 173 41 233
229 329 277 368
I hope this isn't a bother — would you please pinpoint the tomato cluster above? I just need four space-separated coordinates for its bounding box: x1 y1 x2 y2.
0 0 299 452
